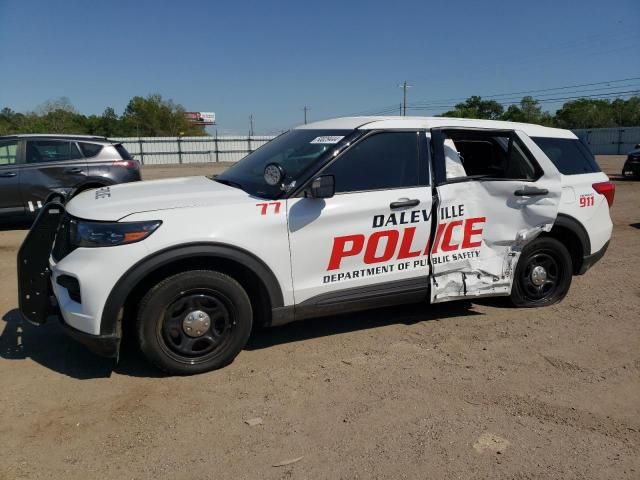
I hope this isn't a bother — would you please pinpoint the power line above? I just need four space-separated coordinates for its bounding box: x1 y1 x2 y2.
409 87 640 111
337 76 640 118
410 77 640 106
409 89 640 111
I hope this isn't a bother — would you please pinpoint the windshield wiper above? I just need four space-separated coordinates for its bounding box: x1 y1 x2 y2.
214 177 245 191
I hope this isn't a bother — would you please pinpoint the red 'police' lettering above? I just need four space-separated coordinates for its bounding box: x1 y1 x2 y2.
441 220 463 252
364 230 399 264
398 226 422 259
327 217 486 270
462 216 486 248
327 234 365 270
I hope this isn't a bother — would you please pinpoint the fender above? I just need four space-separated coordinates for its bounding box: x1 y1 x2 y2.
99 242 285 336
71 178 114 197
553 213 590 256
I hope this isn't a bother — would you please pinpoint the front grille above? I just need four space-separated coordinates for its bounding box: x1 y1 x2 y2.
52 215 76 262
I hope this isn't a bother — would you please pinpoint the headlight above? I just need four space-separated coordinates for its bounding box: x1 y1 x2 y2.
70 220 162 247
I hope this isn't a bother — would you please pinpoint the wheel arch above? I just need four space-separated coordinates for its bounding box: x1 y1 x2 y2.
100 243 285 338
542 213 590 275
70 178 113 198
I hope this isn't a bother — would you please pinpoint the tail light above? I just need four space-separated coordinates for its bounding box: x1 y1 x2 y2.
592 181 615 207
112 160 139 170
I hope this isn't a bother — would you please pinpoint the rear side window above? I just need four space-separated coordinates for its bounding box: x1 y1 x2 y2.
114 144 134 160
441 130 540 181
531 137 600 175
0 140 18 165
26 140 81 163
79 142 103 158
323 132 423 193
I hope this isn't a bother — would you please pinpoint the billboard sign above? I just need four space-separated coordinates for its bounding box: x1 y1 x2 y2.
184 112 216 125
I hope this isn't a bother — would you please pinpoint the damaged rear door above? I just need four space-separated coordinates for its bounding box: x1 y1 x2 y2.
429 128 561 302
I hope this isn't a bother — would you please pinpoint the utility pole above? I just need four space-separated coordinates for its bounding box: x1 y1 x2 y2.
399 81 412 116
249 114 254 136
303 106 310 124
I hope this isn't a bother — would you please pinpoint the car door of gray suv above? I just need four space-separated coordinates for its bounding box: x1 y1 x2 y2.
0 138 24 218
20 139 88 213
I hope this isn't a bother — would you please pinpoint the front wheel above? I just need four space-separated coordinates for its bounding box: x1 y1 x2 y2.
137 270 253 375
510 237 572 307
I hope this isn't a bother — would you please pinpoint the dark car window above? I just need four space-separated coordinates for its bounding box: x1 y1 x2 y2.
0 140 18 165
26 140 82 164
217 129 353 199
114 144 134 160
323 132 422 193
531 137 600 175
79 142 103 158
442 131 539 181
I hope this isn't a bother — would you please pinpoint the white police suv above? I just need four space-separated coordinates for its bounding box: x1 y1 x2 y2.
18 117 614 374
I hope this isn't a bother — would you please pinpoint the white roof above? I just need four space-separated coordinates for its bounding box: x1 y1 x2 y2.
296 116 575 139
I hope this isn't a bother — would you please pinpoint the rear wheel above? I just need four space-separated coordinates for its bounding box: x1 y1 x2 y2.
510 237 572 307
137 270 253 375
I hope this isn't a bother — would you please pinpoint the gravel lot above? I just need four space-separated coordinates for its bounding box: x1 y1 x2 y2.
1 156 638 479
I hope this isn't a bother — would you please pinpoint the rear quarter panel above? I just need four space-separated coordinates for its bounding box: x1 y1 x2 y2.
557 171 612 254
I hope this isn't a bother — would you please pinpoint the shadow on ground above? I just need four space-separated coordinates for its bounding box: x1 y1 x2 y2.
1 301 482 380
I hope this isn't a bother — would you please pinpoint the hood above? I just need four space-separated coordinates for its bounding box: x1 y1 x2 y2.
66 176 248 221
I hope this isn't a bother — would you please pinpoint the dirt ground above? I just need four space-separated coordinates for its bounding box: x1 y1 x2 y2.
0 156 638 479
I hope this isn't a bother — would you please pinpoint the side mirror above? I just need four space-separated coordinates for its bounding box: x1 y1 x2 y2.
635 144 640 150
307 175 335 199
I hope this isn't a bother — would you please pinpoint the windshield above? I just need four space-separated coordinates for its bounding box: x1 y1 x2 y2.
216 129 354 198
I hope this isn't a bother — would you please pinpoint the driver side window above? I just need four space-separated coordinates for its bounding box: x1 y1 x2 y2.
323 132 423 194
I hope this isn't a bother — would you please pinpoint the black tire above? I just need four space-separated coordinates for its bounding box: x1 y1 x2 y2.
137 270 253 375
510 237 572 307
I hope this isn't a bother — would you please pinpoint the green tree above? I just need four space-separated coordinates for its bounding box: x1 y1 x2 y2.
441 95 504 120
121 94 205 136
610 97 640 127
553 98 616 129
100 107 121 137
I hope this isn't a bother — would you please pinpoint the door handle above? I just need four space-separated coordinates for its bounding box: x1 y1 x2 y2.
390 198 420 209
65 167 84 174
514 187 548 197
0 171 17 178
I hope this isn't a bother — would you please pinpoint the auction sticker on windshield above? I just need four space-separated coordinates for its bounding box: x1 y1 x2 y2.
310 136 344 144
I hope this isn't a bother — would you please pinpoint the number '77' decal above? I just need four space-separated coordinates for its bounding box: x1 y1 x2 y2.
256 202 281 215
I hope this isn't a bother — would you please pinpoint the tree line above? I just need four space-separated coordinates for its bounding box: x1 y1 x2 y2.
440 95 640 128
0 94 207 137
1 93 639 137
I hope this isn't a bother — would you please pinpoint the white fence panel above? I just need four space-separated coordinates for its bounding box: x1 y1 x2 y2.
109 135 276 165
573 127 640 155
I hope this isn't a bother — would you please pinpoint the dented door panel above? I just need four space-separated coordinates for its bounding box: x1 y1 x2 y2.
429 129 562 303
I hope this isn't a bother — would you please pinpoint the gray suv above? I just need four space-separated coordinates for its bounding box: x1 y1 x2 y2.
0 134 140 221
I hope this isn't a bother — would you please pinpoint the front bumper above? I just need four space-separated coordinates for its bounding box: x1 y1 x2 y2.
59 318 120 358
623 159 640 175
578 240 610 275
18 201 122 358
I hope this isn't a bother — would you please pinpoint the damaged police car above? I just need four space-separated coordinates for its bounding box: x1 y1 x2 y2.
18 117 613 374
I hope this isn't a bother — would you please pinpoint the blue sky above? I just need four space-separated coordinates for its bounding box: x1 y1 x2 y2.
0 0 638 134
